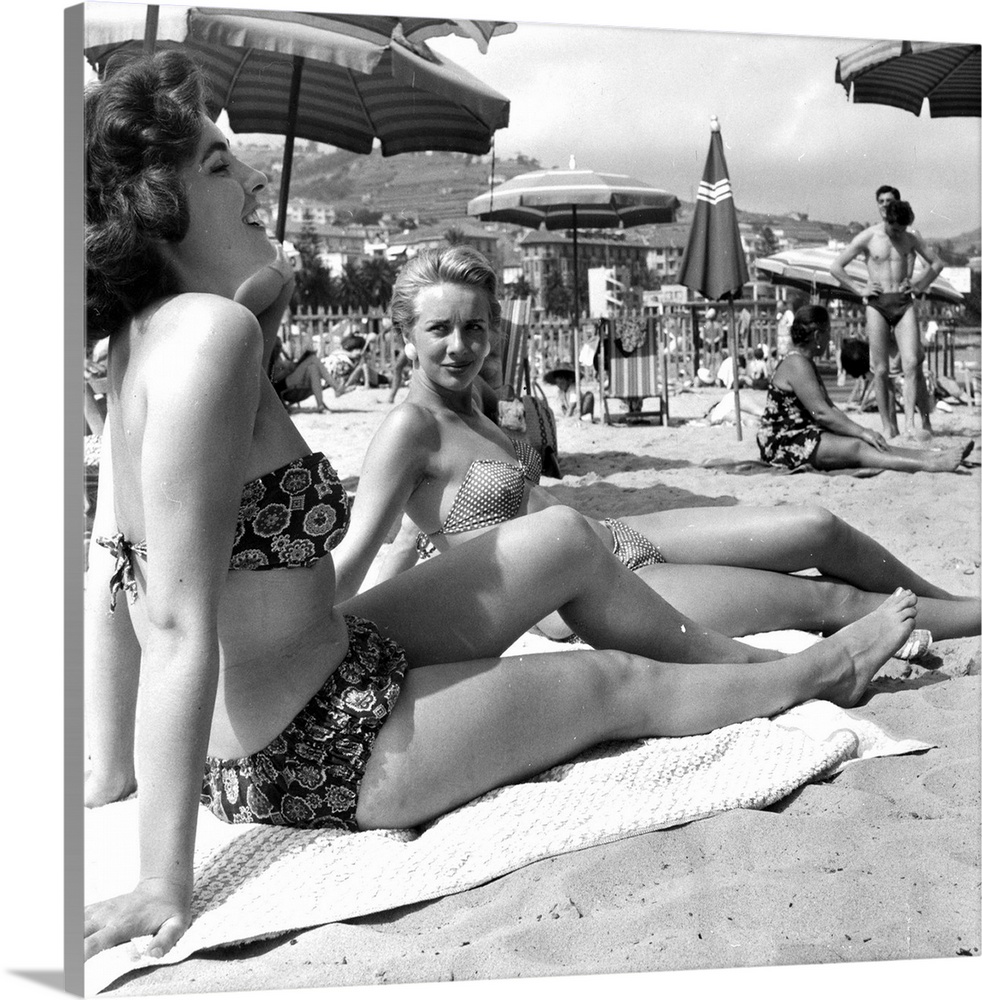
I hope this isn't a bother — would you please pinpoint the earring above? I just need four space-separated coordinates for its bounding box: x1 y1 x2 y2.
404 342 417 361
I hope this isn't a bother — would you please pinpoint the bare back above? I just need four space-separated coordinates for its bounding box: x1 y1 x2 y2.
104 293 349 758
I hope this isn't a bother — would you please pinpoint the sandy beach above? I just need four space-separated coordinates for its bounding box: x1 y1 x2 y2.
94 380 980 995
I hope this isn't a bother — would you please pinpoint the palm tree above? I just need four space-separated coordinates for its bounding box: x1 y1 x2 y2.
338 261 370 312
360 257 398 311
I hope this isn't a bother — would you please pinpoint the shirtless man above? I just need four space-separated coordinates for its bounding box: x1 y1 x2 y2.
831 199 944 439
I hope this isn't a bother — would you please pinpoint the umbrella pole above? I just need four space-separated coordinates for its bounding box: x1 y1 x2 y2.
275 55 304 246
729 300 743 441
142 4 159 55
571 210 582 414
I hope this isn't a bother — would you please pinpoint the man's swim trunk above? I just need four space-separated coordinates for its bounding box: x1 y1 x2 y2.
866 291 914 330
201 615 408 832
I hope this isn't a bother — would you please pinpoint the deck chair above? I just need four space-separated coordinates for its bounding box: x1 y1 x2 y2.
495 299 561 478
601 315 668 425
498 298 533 399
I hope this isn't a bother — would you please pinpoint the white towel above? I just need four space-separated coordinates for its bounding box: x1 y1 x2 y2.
84 630 934 994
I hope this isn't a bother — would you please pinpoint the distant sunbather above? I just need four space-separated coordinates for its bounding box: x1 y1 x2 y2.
757 305 971 475
332 246 979 644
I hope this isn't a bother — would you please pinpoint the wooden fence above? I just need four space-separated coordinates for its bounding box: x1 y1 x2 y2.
282 303 976 394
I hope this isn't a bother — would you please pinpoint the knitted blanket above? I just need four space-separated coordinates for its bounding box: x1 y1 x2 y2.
84 633 933 994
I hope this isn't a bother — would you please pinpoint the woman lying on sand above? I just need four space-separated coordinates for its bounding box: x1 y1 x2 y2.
757 304 973 474
83 52 919 960
332 246 979 644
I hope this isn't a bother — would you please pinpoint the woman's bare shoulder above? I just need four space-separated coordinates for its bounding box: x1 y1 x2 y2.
146 294 261 352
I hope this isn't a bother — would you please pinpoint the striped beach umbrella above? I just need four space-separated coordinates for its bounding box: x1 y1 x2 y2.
84 5 512 242
677 117 750 302
835 40 980 118
678 117 751 438
754 245 964 304
468 165 679 405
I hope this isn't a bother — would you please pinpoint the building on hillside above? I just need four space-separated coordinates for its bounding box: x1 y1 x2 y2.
518 229 650 306
637 223 690 279
280 221 383 270
386 220 499 263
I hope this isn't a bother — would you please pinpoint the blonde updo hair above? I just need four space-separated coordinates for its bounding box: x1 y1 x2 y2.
389 245 502 342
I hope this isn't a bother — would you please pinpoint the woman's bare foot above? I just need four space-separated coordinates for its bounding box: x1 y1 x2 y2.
917 444 971 473
85 768 137 808
807 588 917 707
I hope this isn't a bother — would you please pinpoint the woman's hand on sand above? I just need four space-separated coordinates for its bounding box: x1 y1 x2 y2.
861 428 888 451
84 879 191 961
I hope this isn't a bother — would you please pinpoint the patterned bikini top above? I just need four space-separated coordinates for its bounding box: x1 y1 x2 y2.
97 452 350 609
415 438 541 555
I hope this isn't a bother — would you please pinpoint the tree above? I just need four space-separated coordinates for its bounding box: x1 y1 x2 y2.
338 261 370 312
443 226 467 246
504 273 534 301
294 209 321 271
543 267 573 317
360 256 398 311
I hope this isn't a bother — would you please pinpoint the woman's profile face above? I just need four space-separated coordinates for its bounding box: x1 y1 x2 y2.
163 117 275 297
407 282 492 391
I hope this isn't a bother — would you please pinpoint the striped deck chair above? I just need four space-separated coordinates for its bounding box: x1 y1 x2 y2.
601 315 668 425
498 298 533 399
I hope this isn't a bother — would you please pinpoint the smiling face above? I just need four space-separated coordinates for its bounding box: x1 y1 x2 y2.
160 117 274 297
877 189 897 220
406 282 492 393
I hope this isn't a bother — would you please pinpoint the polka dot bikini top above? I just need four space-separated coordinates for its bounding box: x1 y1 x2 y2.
415 438 541 555
97 452 349 609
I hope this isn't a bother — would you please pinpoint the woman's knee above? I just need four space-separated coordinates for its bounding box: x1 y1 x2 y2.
533 505 602 557
784 503 842 546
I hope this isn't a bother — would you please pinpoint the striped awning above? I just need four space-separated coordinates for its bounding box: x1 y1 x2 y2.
835 40 980 118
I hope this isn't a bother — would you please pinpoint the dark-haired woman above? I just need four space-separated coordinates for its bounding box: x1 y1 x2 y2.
757 305 971 474
82 52 917 961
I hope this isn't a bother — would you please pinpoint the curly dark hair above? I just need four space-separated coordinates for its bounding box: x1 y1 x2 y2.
790 304 830 345
884 199 915 228
389 245 502 341
85 50 207 342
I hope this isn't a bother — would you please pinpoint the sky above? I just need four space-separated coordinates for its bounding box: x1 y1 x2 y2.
78 1 981 239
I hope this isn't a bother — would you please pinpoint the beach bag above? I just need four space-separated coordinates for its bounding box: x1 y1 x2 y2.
522 382 561 478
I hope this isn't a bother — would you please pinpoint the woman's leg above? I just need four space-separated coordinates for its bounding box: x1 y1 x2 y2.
620 504 970 601
813 433 966 474
633 562 979 641
344 506 786 667
355 589 917 829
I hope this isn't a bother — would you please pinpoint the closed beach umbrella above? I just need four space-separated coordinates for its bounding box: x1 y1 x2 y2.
754 245 964 304
468 165 679 405
678 117 750 439
85 4 512 242
835 39 981 118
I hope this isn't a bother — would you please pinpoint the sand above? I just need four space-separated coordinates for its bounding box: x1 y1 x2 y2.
96 380 981 995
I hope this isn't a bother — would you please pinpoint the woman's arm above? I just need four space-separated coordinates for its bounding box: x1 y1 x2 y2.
233 243 296 368
84 298 264 959
332 406 433 603
785 356 887 450
372 511 425 587
84 416 142 807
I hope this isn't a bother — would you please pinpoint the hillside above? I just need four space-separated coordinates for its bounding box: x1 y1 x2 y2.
233 139 980 253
